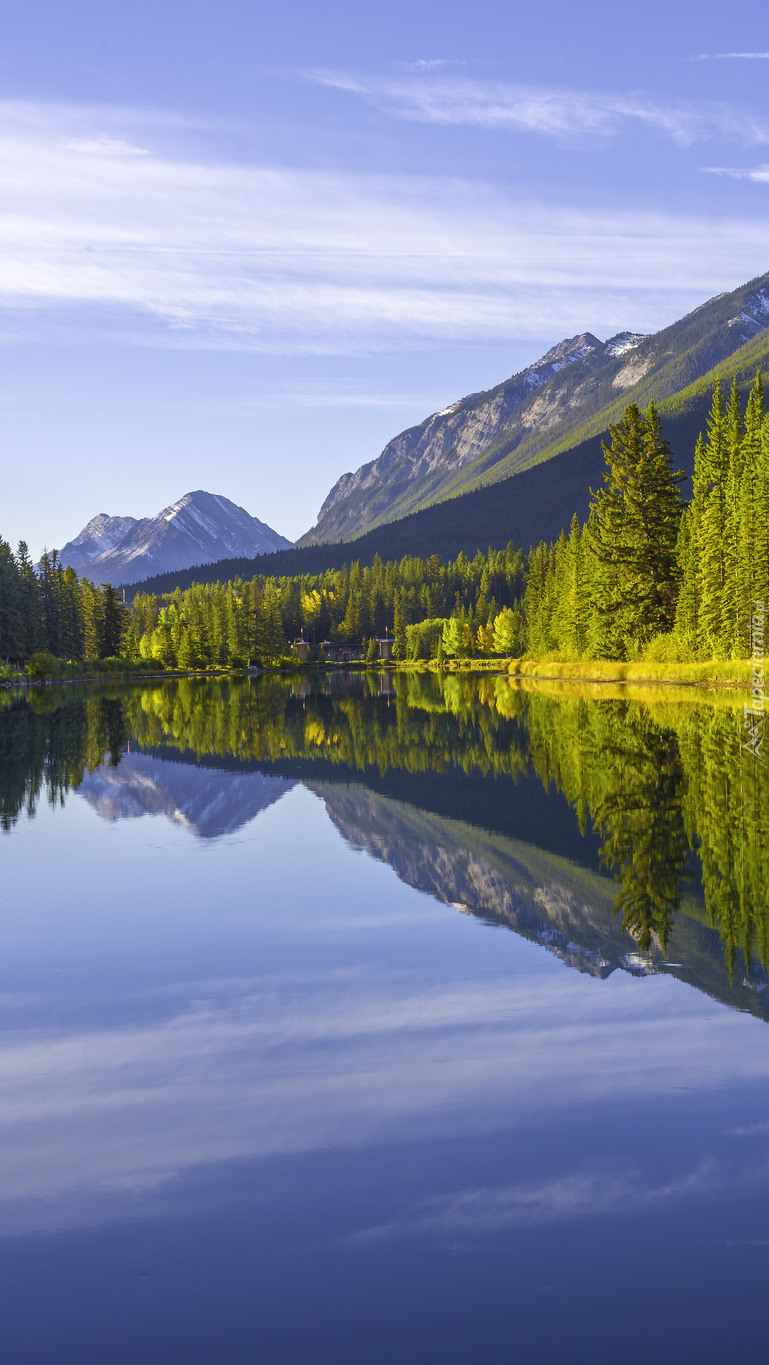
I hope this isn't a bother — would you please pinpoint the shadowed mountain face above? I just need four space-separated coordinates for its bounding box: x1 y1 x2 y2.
300 272 769 545
58 490 291 585
78 751 295 838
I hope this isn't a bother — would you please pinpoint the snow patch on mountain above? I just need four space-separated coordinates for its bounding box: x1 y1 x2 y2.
726 283 769 340
435 394 480 418
605 331 646 358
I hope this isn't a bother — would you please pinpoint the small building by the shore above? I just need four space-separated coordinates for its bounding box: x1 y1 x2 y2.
292 639 311 662
320 641 364 664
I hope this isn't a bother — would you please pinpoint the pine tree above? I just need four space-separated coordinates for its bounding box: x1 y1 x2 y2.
15 542 43 657
696 380 730 657
524 541 557 656
734 372 765 655
673 502 697 652
723 378 745 656
99 585 125 658
393 590 407 660
586 402 684 656
256 592 285 662
756 413 769 617
0 539 23 660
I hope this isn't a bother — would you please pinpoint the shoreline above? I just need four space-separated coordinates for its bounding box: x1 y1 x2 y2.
385 656 750 691
2 656 751 694
505 657 749 690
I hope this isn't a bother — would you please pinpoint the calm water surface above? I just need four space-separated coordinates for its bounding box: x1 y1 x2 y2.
1 673 768 1363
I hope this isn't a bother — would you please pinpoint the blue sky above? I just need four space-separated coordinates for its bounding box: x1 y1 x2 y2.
2 0 769 553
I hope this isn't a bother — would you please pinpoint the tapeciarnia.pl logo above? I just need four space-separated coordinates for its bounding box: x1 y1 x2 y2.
744 600 765 761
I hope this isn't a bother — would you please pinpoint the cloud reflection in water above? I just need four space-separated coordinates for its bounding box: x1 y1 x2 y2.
1 967 767 1238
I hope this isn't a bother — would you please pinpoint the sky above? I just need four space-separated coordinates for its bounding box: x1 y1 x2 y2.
1 0 769 555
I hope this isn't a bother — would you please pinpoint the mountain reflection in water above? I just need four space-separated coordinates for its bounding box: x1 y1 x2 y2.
1 672 767 1014
79 752 294 838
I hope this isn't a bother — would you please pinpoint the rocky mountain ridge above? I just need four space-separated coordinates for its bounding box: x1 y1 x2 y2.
314 330 644 520
59 490 291 586
300 272 769 546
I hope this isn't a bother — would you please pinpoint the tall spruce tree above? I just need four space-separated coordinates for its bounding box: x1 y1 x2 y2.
586 401 684 657
100 584 126 657
722 377 746 656
673 449 701 654
734 373 765 655
0 538 24 660
696 379 731 656
674 381 731 659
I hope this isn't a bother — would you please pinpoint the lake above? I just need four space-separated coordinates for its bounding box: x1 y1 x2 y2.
1 672 768 1363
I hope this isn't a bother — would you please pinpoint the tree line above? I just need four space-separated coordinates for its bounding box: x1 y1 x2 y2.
122 542 528 669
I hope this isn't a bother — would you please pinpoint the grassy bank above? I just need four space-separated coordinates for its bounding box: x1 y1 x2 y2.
388 654 751 691
506 657 750 689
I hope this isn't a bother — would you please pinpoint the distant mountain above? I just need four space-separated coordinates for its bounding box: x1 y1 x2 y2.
58 490 292 585
300 271 769 545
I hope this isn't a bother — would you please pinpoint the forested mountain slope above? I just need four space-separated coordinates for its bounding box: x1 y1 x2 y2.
300 271 769 545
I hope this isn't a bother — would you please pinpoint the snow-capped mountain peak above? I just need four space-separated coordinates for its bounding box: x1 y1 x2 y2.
59 490 292 585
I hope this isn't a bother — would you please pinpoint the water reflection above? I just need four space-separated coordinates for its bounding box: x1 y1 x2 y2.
3 960 768 1240
587 708 689 954
79 752 294 838
4 676 769 1360
2 674 768 996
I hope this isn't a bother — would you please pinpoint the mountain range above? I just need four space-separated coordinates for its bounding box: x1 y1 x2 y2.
58 269 769 590
299 270 769 545
58 490 291 586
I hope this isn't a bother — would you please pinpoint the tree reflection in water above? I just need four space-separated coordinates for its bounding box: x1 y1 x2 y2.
588 709 688 954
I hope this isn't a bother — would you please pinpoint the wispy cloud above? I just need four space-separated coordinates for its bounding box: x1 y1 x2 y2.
353 1155 762 1244
63 134 150 155
308 69 769 147
213 386 438 413
0 99 767 356
695 52 769 61
394 58 468 73
705 163 769 182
